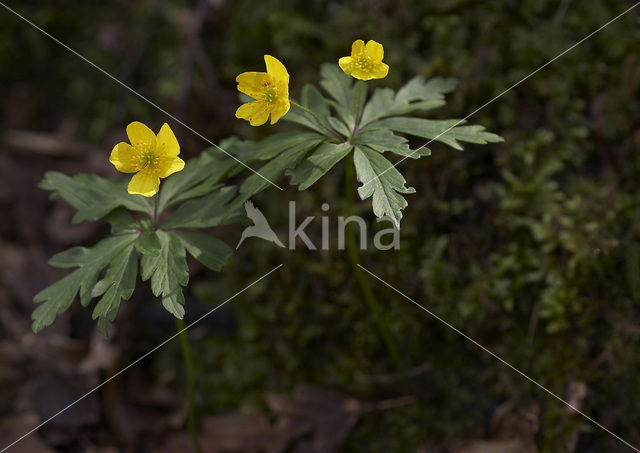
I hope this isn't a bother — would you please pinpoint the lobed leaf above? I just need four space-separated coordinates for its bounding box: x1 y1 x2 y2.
140 230 189 319
371 117 503 150
172 229 233 272
287 142 353 190
353 146 416 228
32 234 137 333
40 172 151 223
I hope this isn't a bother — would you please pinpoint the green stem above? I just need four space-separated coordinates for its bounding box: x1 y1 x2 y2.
152 193 159 228
175 318 202 453
344 151 402 369
290 101 342 140
354 80 364 132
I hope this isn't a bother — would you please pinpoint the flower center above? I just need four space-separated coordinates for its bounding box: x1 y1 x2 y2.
264 87 277 104
135 143 159 169
357 55 371 70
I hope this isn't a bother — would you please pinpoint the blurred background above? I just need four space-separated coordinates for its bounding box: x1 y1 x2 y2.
1 0 640 452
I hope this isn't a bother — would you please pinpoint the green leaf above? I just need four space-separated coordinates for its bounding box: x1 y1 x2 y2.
360 77 457 126
319 63 359 128
91 245 138 337
353 146 416 228
135 230 162 256
284 85 333 134
140 230 189 319
172 230 233 272
40 172 152 223
104 208 139 234
231 131 323 163
371 117 503 151
354 129 431 159
162 186 241 229
287 142 352 190
235 136 326 203
158 149 239 211
32 234 137 333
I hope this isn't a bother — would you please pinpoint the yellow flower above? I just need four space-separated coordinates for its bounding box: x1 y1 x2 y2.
339 39 389 80
235 55 290 126
109 121 185 197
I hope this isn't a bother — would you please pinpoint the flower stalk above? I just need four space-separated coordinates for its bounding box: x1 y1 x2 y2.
175 317 202 453
344 151 402 369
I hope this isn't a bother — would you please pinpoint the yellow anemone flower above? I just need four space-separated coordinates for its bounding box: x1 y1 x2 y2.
339 39 389 80
109 121 185 197
235 55 290 126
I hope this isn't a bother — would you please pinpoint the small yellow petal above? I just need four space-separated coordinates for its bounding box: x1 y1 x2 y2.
128 170 160 197
156 156 185 178
351 39 365 55
109 142 140 173
364 40 384 62
236 100 270 126
264 55 289 83
370 63 389 79
156 123 180 158
236 71 271 98
270 99 290 125
126 121 156 147
338 56 354 74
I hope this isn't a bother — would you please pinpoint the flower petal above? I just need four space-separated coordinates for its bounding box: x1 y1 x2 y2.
128 170 160 197
270 99 290 125
364 40 384 62
156 156 185 178
351 39 365 55
338 56 355 75
236 71 271 98
126 121 156 147
109 142 140 173
236 100 270 126
156 123 180 157
370 63 389 79
264 55 289 83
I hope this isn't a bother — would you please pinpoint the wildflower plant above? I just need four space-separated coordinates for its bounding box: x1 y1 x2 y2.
32 128 242 336
232 40 502 227
32 40 502 337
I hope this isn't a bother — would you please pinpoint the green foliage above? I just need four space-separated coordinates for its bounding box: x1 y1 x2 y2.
235 62 501 227
33 151 239 336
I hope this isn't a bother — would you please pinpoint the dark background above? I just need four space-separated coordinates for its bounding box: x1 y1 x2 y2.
1 0 640 452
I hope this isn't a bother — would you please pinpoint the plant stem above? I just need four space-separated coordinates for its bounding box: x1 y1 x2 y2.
344 151 402 369
175 318 202 453
290 100 342 140
152 193 159 228
354 80 364 132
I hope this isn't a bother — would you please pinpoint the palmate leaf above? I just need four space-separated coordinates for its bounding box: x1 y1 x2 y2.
319 63 360 129
172 229 233 272
40 172 151 223
158 148 239 211
360 76 457 126
287 142 353 190
140 230 189 319
370 117 503 150
354 129 431 159
162 186 242 229
284 85 333 134
232 134 327 204
91 244 138 337
353 146 416 229
32 234 137 333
